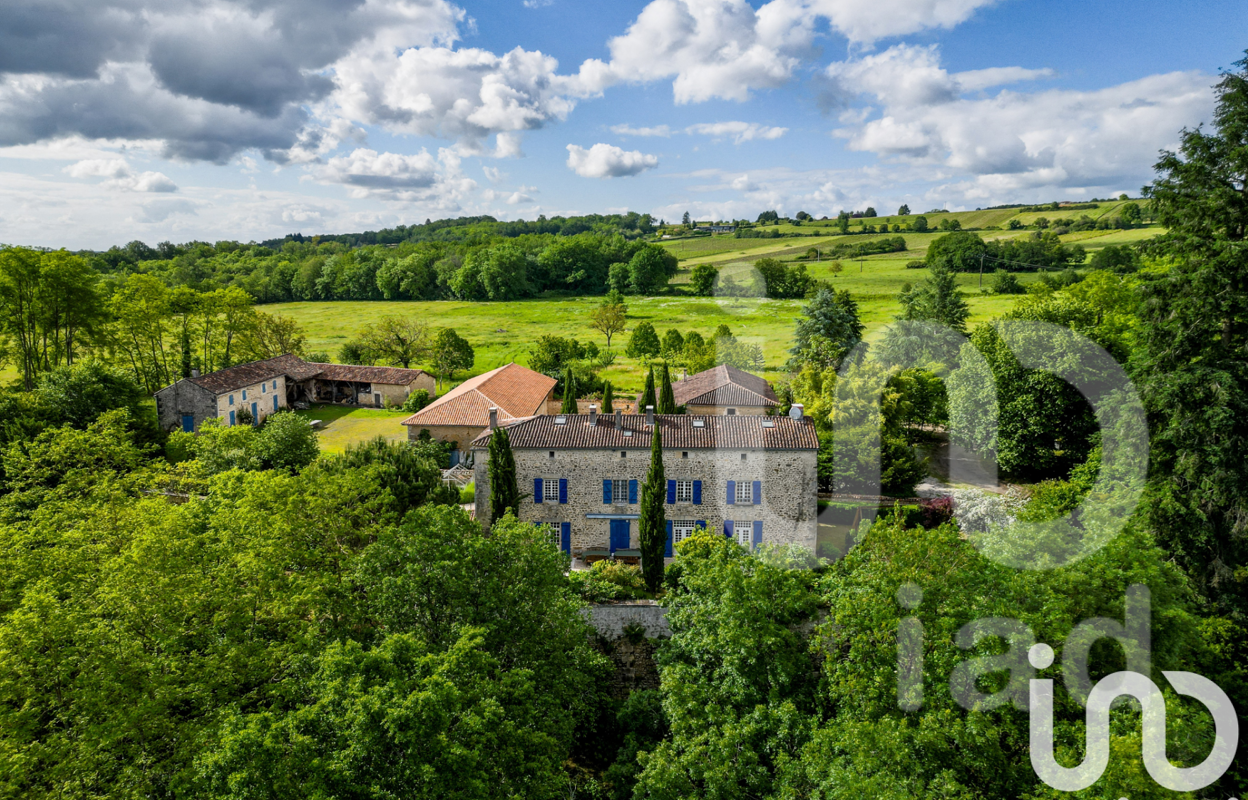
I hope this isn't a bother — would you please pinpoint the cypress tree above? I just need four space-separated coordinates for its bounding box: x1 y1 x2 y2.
640 366 657 411
602 381 614 413
560 370 578 414
658 362 677 414
638 424 667 592
487 426 519 524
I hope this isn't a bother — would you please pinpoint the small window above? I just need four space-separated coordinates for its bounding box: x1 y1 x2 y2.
555 416 567 425
727 408 737 415
543 479 560 502
242 389 247 400
261 383 266 394
762 419 776 428
735 521 753 546
740 453 747 461
549 451 555 458
681 451 688 459
692 419 705 428
736 480 753 504
622 430 633 437
541 522 561 547
675 479 693 503
272 380 277 390
673 520 697 545
611 479 628 504
620 451 627 457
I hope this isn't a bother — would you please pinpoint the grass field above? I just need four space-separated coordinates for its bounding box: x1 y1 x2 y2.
289 404 410 453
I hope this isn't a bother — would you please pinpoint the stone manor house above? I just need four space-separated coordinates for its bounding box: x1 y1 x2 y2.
471 404 819 561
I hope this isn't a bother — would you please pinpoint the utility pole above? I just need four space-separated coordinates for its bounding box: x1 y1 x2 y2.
979 253 985 288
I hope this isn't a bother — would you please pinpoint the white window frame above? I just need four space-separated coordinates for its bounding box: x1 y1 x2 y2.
675 479 693 503
611 478 628 505
735 479 754 504
673 519 697 545
543 478 560 502
735 521 753 547
542 522 561 547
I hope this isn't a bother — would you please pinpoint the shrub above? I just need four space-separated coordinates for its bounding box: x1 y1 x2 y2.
919 496 954 529
459 481 475 504
402 388 431 413
254 410 320 472
567 560 651 603
989 269 1025 295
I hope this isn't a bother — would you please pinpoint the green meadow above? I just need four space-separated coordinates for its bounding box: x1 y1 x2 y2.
263 211 1161 394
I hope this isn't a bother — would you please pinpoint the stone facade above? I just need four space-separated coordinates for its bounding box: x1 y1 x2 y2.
473 435 818 556
154 380 218 432
408 423 486 464
372 374 436 407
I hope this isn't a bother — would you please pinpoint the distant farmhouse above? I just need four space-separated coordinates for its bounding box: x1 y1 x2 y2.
154 354 435 433
471 404 818 562
401 362 556 466
669 364 780 416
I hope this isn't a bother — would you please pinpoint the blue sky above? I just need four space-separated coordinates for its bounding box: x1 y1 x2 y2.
0 0 1244 249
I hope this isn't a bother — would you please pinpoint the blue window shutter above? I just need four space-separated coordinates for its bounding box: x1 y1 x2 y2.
534 478 543 503
692 480 702 505
752 521 763 548
697 520 706 530
274 395 279 411
603 479 612 504
726 480 736 505
724 520 734 539
665 520 673 557
229 394 234 405
629 479 638 504
666 480 676 504
753 480 762 505
559 478 568 504
561 522 571 553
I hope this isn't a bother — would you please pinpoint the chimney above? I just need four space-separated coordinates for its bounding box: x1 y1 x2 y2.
191 368 200 378
615 409 621 428
489 407 499 429
789 403 804 420
681 368 687 379
645 405 654 427
589 404 598 426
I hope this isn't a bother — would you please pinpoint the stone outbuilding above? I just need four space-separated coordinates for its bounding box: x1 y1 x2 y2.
471 405 818 561
669 363 780 415
401 362 556 466
154 354 435 433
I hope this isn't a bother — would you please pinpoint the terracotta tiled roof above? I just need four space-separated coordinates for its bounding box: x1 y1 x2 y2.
186 354 320 394
470 413 817 451
305 362 430 385
402 363 556 428
671 364 778 407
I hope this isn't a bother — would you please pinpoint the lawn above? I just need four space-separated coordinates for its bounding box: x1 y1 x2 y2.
289 404 411 454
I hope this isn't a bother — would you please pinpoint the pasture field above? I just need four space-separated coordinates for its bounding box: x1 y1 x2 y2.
267 219 1161 394
265 288 1025 394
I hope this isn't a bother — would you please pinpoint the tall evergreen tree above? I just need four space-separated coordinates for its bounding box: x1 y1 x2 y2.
1138 50 1248 619
640 366 657 410
638 424 667 592
876 262 970 367
487 426 519 524
560 371 578 414
602 381 614 413
788 286 864 370
658 363 677 414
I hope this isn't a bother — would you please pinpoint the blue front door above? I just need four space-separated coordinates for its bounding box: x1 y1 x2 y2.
251 402 258 424
181 414 194 433
609 519 630 552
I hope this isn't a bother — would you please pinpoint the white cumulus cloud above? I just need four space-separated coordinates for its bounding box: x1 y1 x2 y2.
311 147 477 206
610 124 673 137
566 143 659 178
64 157 177 192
